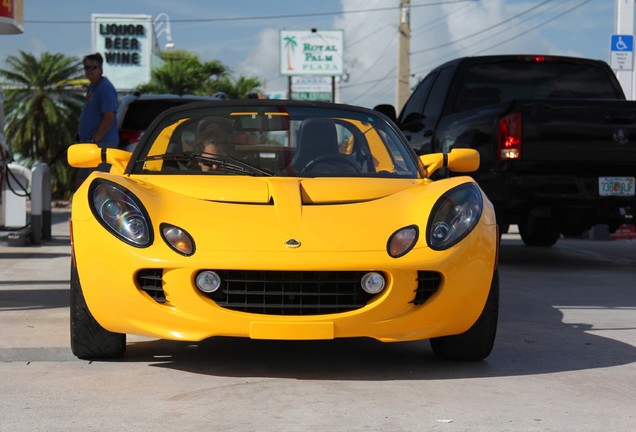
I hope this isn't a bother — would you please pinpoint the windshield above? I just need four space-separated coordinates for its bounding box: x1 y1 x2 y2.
130 102 421 178
453 60 620 112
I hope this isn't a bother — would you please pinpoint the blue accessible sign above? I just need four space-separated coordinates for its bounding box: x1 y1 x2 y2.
610 34 634 70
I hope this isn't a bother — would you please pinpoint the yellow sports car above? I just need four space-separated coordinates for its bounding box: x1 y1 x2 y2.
68 100 499 361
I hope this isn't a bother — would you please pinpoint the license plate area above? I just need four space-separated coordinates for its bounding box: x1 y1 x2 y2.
599 177 635 196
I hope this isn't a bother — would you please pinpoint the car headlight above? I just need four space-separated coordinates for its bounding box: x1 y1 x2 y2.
89 179 153 247
427 183 483 250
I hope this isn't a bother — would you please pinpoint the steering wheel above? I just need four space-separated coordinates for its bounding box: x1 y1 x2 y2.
302 154 361 174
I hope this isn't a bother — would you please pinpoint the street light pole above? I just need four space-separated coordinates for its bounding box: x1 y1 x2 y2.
154 13 175 50
396 0 411 111
614 0 635 99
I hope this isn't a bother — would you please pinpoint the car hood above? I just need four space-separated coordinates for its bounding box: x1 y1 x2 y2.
134 175 423 205
78 174 484 254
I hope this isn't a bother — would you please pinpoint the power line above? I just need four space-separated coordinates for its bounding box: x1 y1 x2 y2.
471 0 593 56
411 0 553 56
343 0 592 101
410 0 478 34
410 0 592 77
24 1 475 24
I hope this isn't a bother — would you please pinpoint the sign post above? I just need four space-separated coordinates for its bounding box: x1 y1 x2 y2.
613 0 635 99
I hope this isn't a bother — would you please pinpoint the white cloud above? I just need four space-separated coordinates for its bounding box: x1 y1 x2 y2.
239 28 285 93
239 0 615 109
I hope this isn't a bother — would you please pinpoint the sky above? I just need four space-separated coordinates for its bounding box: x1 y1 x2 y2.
0 0 623 109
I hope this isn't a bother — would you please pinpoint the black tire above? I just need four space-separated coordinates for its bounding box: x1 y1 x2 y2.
430 270 499 361
518 217 560 247
70 263 126 359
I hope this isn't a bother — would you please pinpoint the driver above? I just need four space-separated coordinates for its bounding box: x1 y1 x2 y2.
194 119 235 172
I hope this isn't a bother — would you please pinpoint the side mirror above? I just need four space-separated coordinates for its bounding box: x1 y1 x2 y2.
373 104 397 123
68 144 132 174
419 148 480 176
447 148 480 173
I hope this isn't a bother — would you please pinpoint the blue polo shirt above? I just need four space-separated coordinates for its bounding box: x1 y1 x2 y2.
78 76 119 143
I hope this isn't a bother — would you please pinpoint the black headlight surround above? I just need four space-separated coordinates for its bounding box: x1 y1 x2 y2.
88 178 154 248
426 182 483 251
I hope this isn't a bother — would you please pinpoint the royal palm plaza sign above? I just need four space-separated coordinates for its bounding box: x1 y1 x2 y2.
280 30 344 76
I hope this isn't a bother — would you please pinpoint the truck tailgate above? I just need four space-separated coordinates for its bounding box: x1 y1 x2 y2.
520 99 636 172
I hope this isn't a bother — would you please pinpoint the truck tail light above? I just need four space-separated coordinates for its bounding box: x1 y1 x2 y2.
120 130 142 147
498 113 522 160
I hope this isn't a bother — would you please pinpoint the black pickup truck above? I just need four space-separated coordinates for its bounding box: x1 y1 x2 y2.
377 54 636 246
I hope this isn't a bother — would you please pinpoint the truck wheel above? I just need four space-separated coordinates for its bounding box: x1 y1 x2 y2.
70 263 126 360
430 271 499 361
518 218 560 247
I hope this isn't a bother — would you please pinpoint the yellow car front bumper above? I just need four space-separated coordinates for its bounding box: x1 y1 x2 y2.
72 217 497 343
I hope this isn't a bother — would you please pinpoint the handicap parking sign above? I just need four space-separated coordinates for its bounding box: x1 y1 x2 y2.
611 34 633 51
610 34 634 70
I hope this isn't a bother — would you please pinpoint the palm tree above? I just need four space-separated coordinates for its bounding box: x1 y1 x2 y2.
137 53 229 95
137 51 261 99
0 51 85 198
205 75 262 99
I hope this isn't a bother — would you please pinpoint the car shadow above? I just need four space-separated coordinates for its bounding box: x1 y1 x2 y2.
118 238 636 379
0 288 69 311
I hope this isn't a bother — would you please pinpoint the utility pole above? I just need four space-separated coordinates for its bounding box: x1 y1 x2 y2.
396 0 411 111
615 0 635 99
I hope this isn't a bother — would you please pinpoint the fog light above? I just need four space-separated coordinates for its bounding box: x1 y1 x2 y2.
196 271 221 293
361 272 385 294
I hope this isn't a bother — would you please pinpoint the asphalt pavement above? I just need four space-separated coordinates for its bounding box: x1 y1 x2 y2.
1 207 635 431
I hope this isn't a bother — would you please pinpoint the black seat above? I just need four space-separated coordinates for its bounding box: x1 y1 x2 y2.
290 118 339 173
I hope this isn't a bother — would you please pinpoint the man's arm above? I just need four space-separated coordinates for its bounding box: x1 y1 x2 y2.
92 111 115 143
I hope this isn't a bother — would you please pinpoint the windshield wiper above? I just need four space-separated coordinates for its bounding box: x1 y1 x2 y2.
134 152 272 176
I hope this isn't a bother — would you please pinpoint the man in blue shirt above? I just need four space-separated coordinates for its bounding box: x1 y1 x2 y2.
75 53 119 188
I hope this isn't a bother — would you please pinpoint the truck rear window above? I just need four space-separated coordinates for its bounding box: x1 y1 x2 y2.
453 62 620 112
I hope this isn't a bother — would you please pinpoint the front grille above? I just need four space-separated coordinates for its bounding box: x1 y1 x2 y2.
411 271 441 305
137 269 166 303
205 270 376 315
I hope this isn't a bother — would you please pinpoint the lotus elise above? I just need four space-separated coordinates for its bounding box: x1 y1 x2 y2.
68 100 499 361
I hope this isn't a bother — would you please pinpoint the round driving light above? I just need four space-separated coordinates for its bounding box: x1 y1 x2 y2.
361 272 385 294
196 271 222 293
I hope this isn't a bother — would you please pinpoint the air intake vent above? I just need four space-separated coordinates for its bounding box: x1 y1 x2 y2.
137 269 166 303
411 271 441 305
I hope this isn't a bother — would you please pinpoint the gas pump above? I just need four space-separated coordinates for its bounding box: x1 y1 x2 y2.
1 88 30 236
0 87 7 227
0 135 7 228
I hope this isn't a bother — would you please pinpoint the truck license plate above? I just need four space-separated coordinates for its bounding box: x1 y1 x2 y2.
599 177 635 196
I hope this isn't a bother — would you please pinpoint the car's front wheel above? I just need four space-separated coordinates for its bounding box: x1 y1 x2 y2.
430 270 499 361
70 263 126 359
